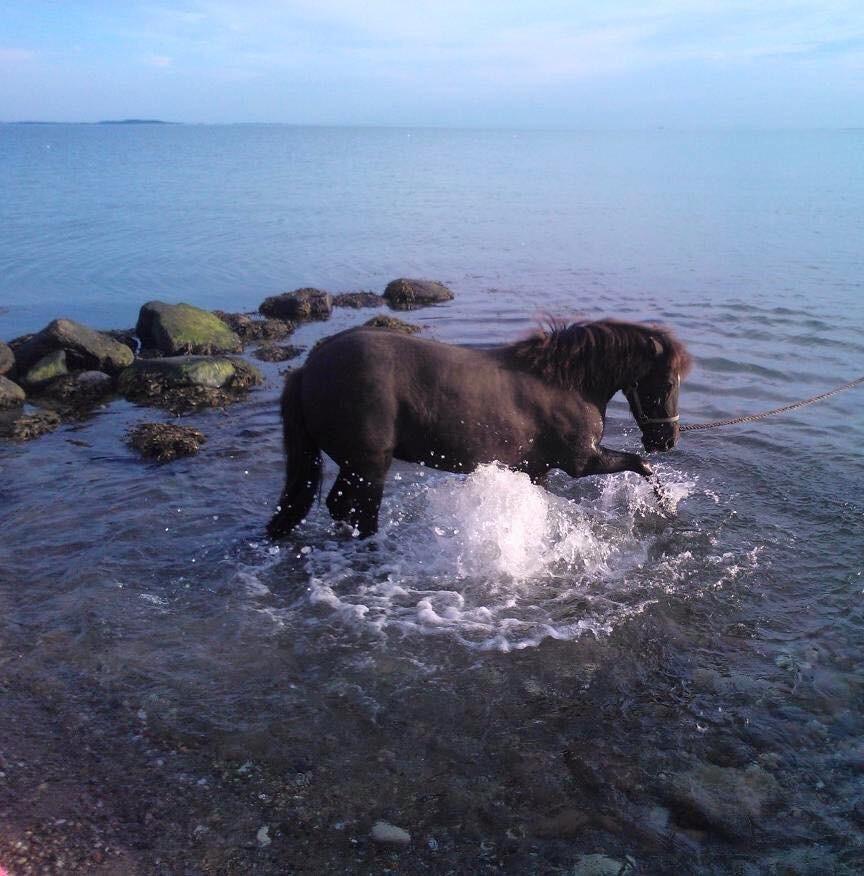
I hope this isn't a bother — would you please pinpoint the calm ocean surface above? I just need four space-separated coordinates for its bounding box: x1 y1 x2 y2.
1 125 863 873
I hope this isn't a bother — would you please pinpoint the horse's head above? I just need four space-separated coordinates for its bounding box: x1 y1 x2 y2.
624 335 688 452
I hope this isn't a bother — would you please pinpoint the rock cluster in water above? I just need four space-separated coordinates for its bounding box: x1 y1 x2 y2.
0 278 449 454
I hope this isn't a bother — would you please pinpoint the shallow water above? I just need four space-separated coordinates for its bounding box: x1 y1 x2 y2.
1 126 864 873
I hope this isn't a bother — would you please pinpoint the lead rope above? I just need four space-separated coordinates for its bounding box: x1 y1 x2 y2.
679 374 864 432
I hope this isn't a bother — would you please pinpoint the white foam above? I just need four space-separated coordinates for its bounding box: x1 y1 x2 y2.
278 461 724 651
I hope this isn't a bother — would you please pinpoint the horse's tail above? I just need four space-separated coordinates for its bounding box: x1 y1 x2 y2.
267 368 322 538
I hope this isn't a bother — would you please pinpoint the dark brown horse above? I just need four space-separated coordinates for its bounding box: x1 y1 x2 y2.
267 319 692 538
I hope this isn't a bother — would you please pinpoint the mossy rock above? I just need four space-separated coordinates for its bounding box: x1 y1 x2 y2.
24 350 69 386
363 315 421 334
0 375 25 409
136 301 243 356
0 341 13 376
259 288 333 321
118 356 262 414
383 278 454 310
126 422 207 462
14 318 134 375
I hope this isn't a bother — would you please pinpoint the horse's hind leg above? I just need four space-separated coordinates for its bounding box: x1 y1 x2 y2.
326 451 392 537
326 472 355 523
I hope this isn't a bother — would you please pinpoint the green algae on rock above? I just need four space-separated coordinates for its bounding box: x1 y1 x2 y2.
14 318 134 375
137 301 243 356
126 422 207 462
119 356 263 414
0 375 26 409
0 341 14 376
24 350 69 386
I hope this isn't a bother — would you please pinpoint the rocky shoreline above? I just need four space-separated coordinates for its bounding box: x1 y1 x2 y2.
0 278 445 458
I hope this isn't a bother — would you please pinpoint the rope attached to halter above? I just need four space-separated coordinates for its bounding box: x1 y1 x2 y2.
680 374 864 432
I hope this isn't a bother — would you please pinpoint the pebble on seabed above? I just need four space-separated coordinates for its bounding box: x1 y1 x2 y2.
370 820 411 845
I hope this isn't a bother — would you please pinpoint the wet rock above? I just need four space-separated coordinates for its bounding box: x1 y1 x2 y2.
383 278 454 310
212 311 295 342
569 854 637 875
0 341 13 376
0 375 26 408
662 763 780 839
332 292 384 309
363 315 422 334
118 356 263 414
126 423 207 462
24 350 69 386
136 301 243 356
14 318 134 376
34 371 114 413
370 820 411 845
259 288 333 321
251 343 305 363
0 409 61 441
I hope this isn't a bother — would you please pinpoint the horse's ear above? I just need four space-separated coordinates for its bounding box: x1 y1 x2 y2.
650 337 664 358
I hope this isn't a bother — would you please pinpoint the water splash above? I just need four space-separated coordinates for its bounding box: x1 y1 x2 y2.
277 462 713 651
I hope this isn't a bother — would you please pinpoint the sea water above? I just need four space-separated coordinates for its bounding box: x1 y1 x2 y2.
0 125 863 873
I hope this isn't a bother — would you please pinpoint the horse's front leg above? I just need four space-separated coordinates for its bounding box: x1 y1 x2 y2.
585 446 677 513
586 445 653 479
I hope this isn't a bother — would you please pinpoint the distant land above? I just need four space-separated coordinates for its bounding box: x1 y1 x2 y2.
98 119 171 125
2 119 173 125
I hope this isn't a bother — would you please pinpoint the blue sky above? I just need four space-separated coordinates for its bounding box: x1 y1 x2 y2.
1 1 863 125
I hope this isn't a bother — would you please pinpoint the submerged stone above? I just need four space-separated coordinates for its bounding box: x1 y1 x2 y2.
383 278 454 310
259 288 333 321
136 301 243 356
332 292 384 309
662 763 780 839
251 343 305 363
118 355 263 414
363 315 422 334
0 408 61 441
0 375 25 409
126 422 207 462
0 341 13 376
24 350 69 386
15 318 134 375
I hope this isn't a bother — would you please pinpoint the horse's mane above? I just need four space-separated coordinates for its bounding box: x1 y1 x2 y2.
506 318 693 392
